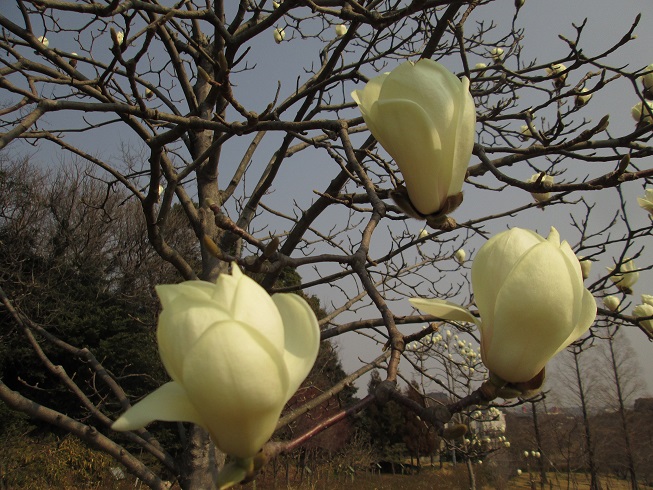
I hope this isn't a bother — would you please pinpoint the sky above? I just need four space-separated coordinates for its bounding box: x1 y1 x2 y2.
4 0 653 400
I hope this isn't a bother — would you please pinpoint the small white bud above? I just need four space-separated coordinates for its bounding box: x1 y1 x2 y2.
454 248 466 264
273 27 285 44
335 24 348 37
603 296 620 312
37 36 49 47
490 47 504 62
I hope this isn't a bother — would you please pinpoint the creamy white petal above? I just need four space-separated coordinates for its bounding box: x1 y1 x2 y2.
370 98 446 214
448 77 476 196
488 241 579 382
472 228 543 326
111 381 205 431
181 321 288 458
157 299 230 381
272 293 321 402
410 298 479 325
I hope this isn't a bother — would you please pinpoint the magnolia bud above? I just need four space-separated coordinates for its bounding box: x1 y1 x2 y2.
524 451 530 458
37 36 49 47
527 173 554 203
642 294 653 306
520 124 535 141
475 63 487 77
575 88 592 107
547 63 567 89
273 28 285 44
578 256 591 280
607 258 639 294
633 303 653 335
335 24 348 37
515 0 525 7
517 469 523 475
603 296 621 312
454 249 466 264
640 64 653 100
490 47 504 62
637 188 653 216
632 101 653 126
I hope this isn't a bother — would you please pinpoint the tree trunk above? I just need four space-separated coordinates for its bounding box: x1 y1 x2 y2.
573 350 601 490
607 332 638 490
531 401 548 488
178 426 223 489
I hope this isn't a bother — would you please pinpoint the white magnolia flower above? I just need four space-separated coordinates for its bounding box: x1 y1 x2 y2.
526 173 554 203
273 27 285 44
517 469 523 475
524 451 530 458
642 294 653 306
632 101 653 125
637 188 653 216
640 64 653 95
607 258 639 293
454 248 467 264
575 88 592 107
419 228 429 239
504 441 511 448
411 227 596 383
334 24 348 37
603 296 621 312
112 264 320 461
633 303 653 335
351 59 476 216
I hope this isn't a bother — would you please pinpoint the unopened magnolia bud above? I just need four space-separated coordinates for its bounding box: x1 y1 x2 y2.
335 24 348 37
547 63 567 89
490 47 504 62
419 228 429 239
603 296 620 312
520 124 534 141
475 63 487 77
578 256 591 280
524 451 530 458
517 469 523 475
607 258 639 294
638 188 653 216
37 36 49 47
504 441 511 448
575 88 592 107
272 1 280 8
632 101 653 125
526 173 554 203
640 64 653 100
273 28 285 44
454 248 466 264
633 303 653 335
